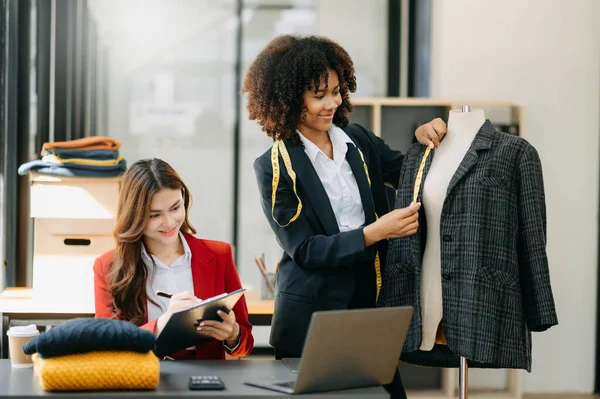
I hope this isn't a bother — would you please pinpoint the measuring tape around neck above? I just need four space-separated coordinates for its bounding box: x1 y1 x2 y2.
271 140 383 299
271 140 302 227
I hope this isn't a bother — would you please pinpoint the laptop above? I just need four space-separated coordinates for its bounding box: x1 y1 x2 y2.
244 306 413 394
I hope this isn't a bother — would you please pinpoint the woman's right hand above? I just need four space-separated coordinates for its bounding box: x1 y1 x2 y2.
363 202 420 247
155 291 200 335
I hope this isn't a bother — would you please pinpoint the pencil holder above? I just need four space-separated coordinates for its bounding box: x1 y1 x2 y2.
261 273 275 299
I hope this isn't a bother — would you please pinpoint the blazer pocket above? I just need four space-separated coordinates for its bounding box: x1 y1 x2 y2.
476 266 519 289
378 268 414 308
384 261 414 276
478 176 508 188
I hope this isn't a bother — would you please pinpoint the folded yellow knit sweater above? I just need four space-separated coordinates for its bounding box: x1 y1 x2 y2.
41 153 124 167
33 351 160 391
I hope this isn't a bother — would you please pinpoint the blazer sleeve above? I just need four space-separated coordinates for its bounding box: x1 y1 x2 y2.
254 156 375 270
93 254 158 333
222 244 254 357
517 144 558 331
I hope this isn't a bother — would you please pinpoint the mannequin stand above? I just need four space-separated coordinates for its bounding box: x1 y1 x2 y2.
459 356 468 399
458 104 471 399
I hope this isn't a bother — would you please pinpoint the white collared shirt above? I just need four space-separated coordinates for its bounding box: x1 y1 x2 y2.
142 231 194 323
297 125 365 232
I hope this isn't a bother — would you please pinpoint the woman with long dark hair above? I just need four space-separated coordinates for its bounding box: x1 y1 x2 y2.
94 158 254 359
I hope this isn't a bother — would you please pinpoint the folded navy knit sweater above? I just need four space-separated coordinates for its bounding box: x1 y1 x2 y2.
17 158 127 176
22 318 156 358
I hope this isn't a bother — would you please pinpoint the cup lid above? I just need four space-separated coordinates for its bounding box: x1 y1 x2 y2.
6 324 39 337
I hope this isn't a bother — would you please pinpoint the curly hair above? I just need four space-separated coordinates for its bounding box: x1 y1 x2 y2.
242 35 357 144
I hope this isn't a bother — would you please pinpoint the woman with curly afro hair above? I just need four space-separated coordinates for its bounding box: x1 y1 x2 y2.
244 35 446 398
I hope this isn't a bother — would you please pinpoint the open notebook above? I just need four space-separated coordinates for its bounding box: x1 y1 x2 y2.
154 288 246 357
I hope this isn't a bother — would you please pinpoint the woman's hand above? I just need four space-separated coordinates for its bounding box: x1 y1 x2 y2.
197 309 241 348
364 202 420 246
415 118 447 149
154 291 200 335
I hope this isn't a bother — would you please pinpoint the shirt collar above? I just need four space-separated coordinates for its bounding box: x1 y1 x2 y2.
329 124 355 154
296 124 354 162
141 230 192 264
296 129 321 162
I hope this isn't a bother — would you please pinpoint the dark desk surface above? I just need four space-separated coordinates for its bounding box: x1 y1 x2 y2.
0 360 388 398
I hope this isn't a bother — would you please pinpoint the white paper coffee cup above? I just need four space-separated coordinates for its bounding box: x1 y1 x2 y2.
6 324 39 368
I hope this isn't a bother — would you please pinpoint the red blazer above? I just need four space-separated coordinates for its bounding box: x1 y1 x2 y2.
93 232 254 359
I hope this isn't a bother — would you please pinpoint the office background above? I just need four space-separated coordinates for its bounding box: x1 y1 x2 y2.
1 0 599 395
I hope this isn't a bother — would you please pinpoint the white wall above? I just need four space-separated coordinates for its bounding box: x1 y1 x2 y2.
430 0 600 393
316 0 388 97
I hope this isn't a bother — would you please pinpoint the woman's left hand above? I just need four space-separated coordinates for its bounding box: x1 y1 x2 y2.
415 118 447 149
197 309 241 348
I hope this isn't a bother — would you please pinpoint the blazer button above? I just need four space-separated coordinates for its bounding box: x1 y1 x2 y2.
442 273 451 280
442 235 452 242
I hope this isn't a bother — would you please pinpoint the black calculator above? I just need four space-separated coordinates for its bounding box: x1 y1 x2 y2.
189 376 225 390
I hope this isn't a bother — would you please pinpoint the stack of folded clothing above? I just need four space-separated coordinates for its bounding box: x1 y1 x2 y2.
18 137 127 177
23 318 159 391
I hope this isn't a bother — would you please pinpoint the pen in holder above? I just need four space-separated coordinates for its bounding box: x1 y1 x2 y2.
254 254 277 299
261 272 276 299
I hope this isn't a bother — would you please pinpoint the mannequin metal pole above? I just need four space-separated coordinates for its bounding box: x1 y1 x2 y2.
459 356 468 399
459 103 470 399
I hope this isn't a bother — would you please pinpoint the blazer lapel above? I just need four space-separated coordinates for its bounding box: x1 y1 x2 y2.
184 233 217 301
283 141 340 236
446 119 495 195
346 143 376 224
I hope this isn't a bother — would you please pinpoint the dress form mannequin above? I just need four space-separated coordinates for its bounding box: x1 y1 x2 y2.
420 106 485 399
378 104 557 399
420 107 486 351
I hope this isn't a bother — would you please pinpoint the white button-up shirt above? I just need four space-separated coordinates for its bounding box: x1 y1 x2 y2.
142 231 194 323
297 125 365 232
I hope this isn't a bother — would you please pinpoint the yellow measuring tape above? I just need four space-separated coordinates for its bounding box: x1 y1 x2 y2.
271 140 383 299
355 147 382 300
413 147 431 203
271 140 303 227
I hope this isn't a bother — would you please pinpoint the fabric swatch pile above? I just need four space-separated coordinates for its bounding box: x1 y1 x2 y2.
23 318 159 391
18 137 127 177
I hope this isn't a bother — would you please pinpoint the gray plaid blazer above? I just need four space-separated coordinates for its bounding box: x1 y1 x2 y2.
377 120 558 371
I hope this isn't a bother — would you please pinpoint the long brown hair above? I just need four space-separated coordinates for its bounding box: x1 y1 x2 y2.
109 158 196 325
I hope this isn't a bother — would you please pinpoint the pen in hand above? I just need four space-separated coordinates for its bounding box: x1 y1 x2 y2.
156 291 203 303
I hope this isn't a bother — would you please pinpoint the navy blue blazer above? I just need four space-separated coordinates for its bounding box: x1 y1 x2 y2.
253 123 404 355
